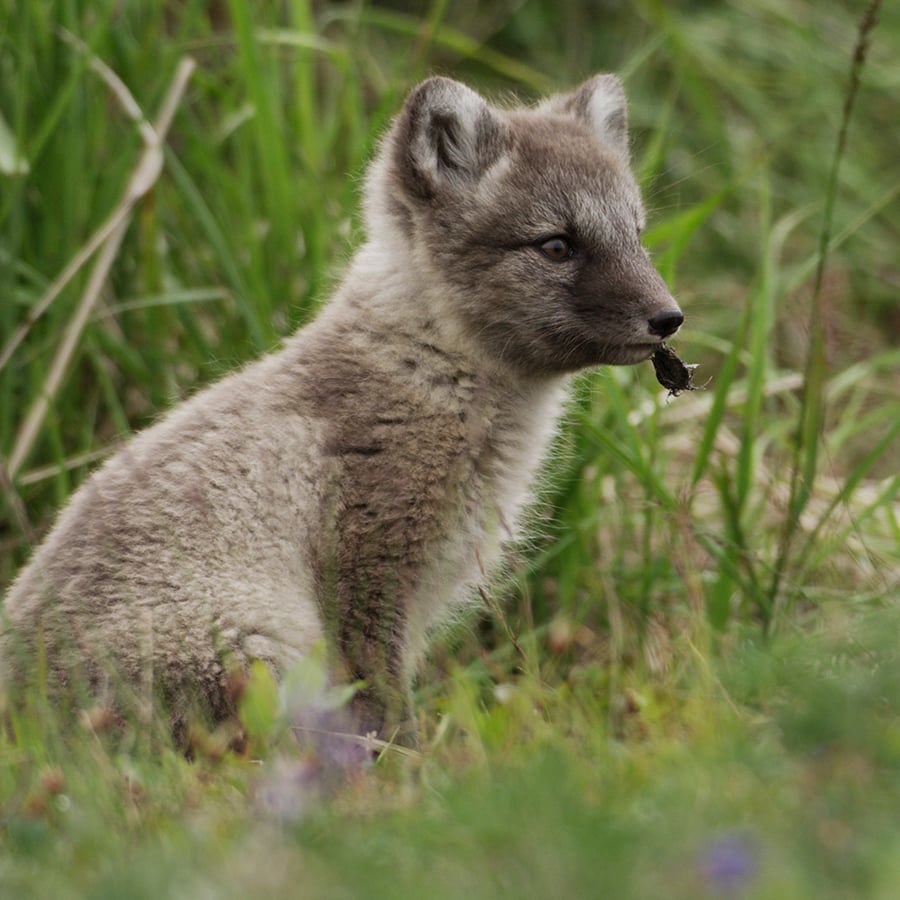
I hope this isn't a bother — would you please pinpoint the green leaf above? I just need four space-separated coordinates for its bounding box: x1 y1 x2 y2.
238 660 280 741
281 641 361 716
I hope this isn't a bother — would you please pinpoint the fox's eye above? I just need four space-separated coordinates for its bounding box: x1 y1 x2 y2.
537 236 575 261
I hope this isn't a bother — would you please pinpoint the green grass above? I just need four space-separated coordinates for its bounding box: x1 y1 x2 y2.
1 610 898 898
1 0 899 896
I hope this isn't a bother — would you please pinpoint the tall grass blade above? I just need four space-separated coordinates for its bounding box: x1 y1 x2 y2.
0 109 29 175
798 415 900 576
768 0 883 617
329 7 553 91
5 58 195 478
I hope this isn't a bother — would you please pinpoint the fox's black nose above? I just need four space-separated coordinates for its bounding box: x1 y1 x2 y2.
648 310 684 338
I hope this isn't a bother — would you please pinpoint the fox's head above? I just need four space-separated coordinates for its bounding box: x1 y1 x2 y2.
364 75 683 375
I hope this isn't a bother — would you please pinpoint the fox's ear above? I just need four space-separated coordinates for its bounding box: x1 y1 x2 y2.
394 77 510 199
549 74 630 160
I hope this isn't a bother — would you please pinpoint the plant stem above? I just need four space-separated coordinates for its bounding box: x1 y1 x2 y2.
766 0 882 624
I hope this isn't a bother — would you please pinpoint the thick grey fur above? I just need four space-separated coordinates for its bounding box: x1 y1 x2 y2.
2 74 682 744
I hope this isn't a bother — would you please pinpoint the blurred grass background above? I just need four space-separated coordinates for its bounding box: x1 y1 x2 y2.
1 0 899 897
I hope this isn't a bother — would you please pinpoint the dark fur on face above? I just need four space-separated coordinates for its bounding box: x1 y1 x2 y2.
380 77 682 375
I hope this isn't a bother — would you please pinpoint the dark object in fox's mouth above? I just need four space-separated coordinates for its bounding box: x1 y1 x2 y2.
651 343 699 396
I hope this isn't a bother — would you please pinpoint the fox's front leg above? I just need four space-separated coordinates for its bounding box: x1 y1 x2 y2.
348 680 419 750
337 587 420 749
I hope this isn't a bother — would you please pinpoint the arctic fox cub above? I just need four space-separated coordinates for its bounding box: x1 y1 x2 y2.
2 75 682 744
